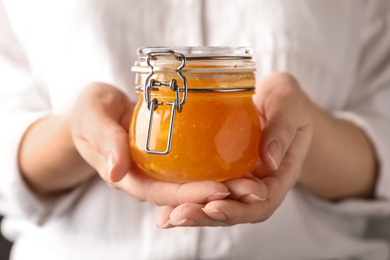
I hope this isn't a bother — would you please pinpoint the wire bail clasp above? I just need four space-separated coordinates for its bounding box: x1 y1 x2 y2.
143 50 187 155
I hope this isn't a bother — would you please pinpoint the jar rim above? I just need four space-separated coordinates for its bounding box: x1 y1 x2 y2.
137 46 253 59
133 46 255 73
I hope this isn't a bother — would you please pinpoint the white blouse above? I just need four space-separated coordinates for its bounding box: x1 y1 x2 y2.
1 0 390 259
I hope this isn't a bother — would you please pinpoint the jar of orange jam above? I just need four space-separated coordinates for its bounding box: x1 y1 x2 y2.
129 47 261 182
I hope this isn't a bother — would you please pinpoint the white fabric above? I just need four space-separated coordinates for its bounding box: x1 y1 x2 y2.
1 0 390 259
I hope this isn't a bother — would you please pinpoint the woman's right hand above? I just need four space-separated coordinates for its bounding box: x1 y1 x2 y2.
71 82 232 206
71 82 133 184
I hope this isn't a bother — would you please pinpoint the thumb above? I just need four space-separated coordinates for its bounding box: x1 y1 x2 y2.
255 73 308 171
259 118 295 171
103 124 132 183
71 83 133 184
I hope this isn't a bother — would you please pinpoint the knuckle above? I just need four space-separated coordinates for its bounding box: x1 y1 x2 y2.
97 127 126 155
96 135 109 156
281 122 297 141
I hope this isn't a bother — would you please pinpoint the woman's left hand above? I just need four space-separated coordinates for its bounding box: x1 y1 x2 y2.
156 72 314 228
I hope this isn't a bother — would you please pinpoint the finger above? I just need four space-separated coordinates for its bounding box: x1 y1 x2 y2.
102 125 132 183
202 199 273 225
250 160 272 179
271 126 313 189
72 83 133 183
73 111 131 183
85 87 132 183
223 176 268 202
166 203 229 227
156 206 175 229
201 176 290 225
115 166 230 206
255 73 311 171
163 177 289 227
165 199 274 227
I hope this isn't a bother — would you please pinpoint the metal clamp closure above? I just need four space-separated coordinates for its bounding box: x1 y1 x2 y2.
144 50 187 155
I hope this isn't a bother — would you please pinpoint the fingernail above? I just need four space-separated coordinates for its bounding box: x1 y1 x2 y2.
202 208 228 222
206 192 231 201
169 218 196 226
244 193 268 202
157 220 171 229
267 140 283 171
106 152 116 183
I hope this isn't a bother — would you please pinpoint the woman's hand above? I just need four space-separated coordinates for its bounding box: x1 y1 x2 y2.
71 82 231 205
156 72 314 227
71 82 132 184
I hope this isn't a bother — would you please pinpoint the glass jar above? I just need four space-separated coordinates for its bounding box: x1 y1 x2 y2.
129 46 261 182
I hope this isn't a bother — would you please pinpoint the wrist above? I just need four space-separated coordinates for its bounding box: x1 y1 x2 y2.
298 107 377 199
19 112 95 197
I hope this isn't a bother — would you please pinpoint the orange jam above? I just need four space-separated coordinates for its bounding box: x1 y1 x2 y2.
129 47 261 182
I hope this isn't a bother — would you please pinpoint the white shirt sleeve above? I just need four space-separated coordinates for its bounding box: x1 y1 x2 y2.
0 1 53 221
305 2 390 217
335 3 390 209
